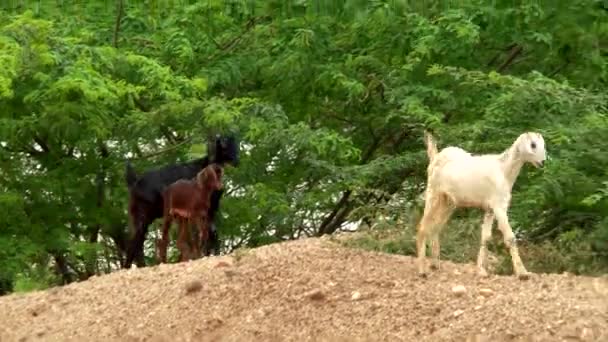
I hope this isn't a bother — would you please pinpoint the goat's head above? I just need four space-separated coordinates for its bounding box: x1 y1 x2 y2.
515 132 547 168
207 133 240 167
197 163 224 191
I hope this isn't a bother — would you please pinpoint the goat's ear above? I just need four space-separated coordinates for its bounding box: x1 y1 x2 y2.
196 170 206 184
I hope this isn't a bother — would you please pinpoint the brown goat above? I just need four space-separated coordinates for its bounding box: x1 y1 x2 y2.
157 163 224 263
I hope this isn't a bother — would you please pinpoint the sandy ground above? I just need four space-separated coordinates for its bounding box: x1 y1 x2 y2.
1 234 607 342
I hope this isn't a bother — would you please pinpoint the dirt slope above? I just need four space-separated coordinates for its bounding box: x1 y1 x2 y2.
1 235 607 342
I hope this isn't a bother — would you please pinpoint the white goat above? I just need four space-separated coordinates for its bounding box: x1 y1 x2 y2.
416 131 547 279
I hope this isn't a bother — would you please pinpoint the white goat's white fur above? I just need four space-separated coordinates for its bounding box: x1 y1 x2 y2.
416 131 547 279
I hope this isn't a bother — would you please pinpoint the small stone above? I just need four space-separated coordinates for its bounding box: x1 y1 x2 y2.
580 327 595 341
224 269 237 278
474 305 482 311
384 281 397 288
303 289 325 301
215 261 231 268
478 288 494 297
453 309 465 317
351 291 362 301
452 285 467 296
184 280 203 294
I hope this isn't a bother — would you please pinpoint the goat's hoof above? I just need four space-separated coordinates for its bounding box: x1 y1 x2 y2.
517 272 531 281
430 263 440 270
478 269 489 278
418 271 428 279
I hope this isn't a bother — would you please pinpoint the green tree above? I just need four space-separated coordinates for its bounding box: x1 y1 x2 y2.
1 0 606 293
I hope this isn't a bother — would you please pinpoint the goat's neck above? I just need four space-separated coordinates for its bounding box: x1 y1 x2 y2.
199 185 214 203
498 143 525 190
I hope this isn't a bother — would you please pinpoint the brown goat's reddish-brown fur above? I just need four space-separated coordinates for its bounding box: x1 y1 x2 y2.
157 164 224 263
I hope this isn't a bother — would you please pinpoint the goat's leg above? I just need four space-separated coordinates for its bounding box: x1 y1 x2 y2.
493 207 529 280
428 236 440 270
416 192 444 277
205 191 223 256
416 222 431 276
158 215 172 263
429 201 454 271
476 211 494 277
176 220 191 262
187 220 197 260
189 218 200 260
124 214 151 269
203 223 220 257
196 217 209 259
178 221 192 262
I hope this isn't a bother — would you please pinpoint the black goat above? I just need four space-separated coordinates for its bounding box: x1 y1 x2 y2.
123 134 239 268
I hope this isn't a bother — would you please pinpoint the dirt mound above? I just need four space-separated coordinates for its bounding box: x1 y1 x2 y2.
1 235 607 342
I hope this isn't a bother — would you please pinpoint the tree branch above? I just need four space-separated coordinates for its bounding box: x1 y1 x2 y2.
206 16 269 62
205 31 222 49
160 127 177 144
317 126 415 236
33 135 50 153
324 110 358 126
487 51 502 67
548 61 569 78
113 0 124 48
130 37 156 47
324 205 352 234
317 189 352 236
6 143 44 157
85 143 110 278
66 145 75 158
317 134 385 236
125 136 194 162
497 44 523 73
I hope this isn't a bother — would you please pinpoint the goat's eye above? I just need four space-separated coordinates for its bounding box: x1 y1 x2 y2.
530 142 536 149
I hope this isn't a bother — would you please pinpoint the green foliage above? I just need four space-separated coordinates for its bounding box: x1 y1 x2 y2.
0 0 607 293
12 265 59 293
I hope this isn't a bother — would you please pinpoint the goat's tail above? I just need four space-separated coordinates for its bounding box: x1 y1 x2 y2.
423 130 438 163
125 160 138 187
